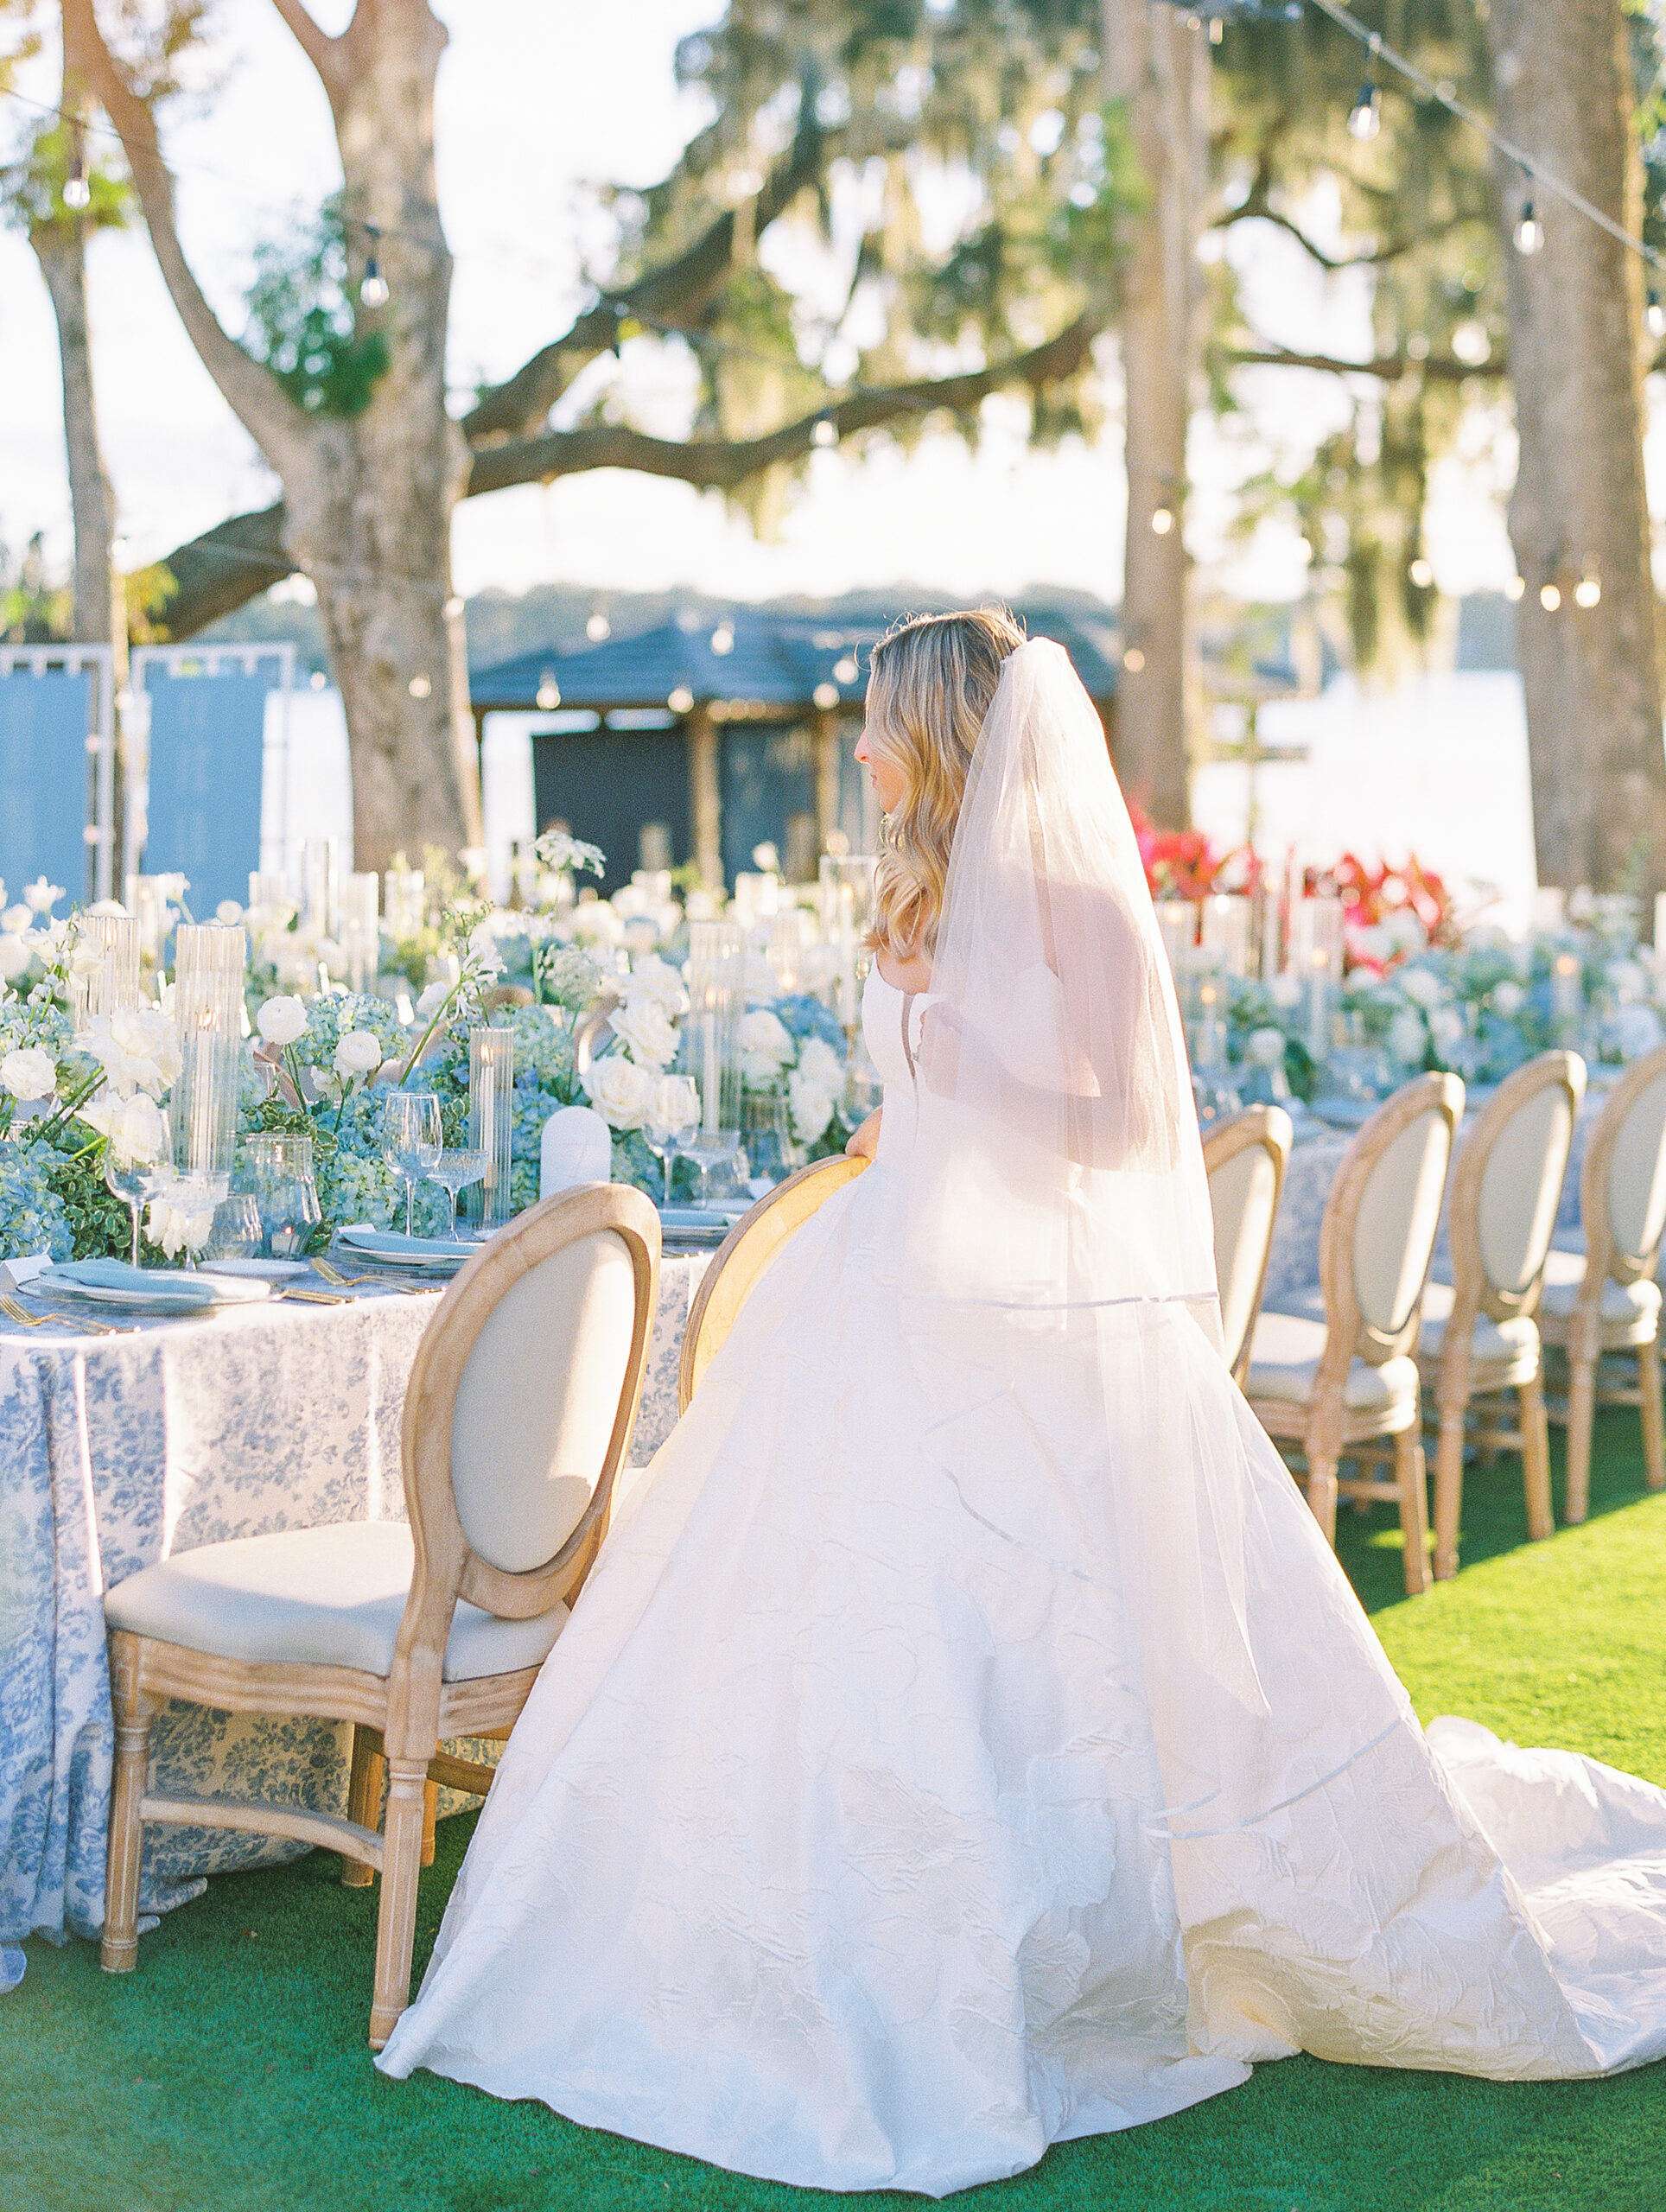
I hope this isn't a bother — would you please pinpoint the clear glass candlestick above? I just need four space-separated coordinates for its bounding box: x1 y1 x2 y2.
171 923 246 1179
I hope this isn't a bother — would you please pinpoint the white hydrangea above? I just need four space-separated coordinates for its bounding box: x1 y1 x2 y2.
787 1068 836 1145
797 1037 845 1096
738 1008 794 1088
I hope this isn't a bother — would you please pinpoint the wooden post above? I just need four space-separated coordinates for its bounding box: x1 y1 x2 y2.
689 702 722 891
813 707 841 853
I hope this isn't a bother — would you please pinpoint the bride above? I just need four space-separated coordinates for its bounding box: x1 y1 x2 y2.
378 611 1666 2195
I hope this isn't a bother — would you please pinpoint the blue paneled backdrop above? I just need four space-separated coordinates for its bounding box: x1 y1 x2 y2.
141 658 279 918
0 664 94 902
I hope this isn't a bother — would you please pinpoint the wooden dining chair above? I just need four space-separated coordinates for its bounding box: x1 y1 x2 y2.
1245 1073 1465 1596
1418 1051 1585 1579
100 1183 660 2050
679 1154 868 1413
1203 1104 1294 1385
1536 1042 1666 1522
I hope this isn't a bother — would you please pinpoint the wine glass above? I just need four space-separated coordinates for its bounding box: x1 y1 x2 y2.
645 1076 701 1206
204 1192 263 1262
382 1090 443 1236
424 1147 488 1240
680 1128 745 1209
104 1153 160 1268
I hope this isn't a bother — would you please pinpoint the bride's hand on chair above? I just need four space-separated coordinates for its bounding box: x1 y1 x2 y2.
846 1109 882 1160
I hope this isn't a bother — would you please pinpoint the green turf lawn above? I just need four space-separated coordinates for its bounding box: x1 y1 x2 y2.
5 1408 1666 2212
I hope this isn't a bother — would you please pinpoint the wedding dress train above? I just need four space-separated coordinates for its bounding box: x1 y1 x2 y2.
378 645 1666 2196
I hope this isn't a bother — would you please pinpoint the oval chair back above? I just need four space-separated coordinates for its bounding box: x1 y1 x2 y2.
679 1154 869 1413
1321 1072 1466 1374
399 1182 662 1655
1203 1104 1293 1383
1427 1051 1584 1578
1584 1043 1666 1287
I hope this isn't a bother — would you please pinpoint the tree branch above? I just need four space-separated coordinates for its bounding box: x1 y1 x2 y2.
61 0 306 469
467 315 1098 499
266 0 343 91
147 504 293 638
1225 340 1502 381
463 105 830 446
1214 187 1482 271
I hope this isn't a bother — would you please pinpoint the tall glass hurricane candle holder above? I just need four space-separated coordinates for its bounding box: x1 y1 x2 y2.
172 923 246 1182
684 920 746 1133
384 868 425 938
818 854 877 1046
467 1027 516 1233
300 838 340 942
1200 893 1252 981
76 911 141 1021
341 872 381 993
1292 893 1345 1065
124 875 172 972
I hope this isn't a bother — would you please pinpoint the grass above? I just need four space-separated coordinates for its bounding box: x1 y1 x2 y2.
4 1409 1666 2212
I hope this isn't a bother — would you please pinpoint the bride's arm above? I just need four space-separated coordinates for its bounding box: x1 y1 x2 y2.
846 1107 882 1160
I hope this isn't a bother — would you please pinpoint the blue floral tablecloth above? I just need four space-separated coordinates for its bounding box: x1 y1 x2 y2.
0 1254 708 1955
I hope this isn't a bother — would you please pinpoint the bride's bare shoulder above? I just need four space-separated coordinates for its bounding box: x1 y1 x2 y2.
874 944 934 993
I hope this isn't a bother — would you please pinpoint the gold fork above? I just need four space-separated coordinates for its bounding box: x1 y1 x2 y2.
0 1291 121 1336
312 1257 377 1287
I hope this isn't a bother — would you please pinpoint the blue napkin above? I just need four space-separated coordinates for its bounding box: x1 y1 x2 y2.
35 1259 270 1306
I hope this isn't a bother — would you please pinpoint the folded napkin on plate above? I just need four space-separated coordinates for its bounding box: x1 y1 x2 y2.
338 1226 478 1259
36 1258 270 1306
658 1206 747 1232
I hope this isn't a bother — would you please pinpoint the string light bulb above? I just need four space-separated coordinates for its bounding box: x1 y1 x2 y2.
1514 201 1544 255
1408 557 1434 588
1650 292 1666 340
1150 505 1175 537
536 672 560 710
811 416 838 448
359 224 389 309
1347 83 1381 142
1539 582 1561 612
1122 647 1146 673
1505 575 1526 601
1574 568 1601 610
63 160 91 212
586 612 611 641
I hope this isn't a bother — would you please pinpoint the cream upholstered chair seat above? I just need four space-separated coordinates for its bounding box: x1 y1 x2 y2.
1247 1306 1420 1416
1415 1281 1541 1371
104 1522 570 1681
1204 1105 1293 1385
1539 1248 1663 1335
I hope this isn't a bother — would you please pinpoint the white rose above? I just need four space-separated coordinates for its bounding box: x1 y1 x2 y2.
1244 1026 1288 1070
82 1007 181 1099
145 1195 215 1260
787 1069 835 1145
23 877 65 914
582 1052 657 1129
1397 966 1443 1009
67 941 107 980
1 906 30 934
216 899 245 925
1388 1009 1428 1066
414 979 453 1020
334 1028 385 1077
569 899 624 945
83 1090 166 1166
738 1008 793 1080
1490 980 1524 1017
626 957 690 1019
1 1046 57 1101
609 995 679 1068
257 995 308 1046
796 1037 844 1094
0 935 30 982
649 1072 701 1135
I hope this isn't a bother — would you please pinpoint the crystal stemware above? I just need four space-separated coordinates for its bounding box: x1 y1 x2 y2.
645 1076 702 1206
679 1129 745 1209
425 1147 488 1240
103 1154 158 1268
204 1193 263 1262
382 1090 443 1236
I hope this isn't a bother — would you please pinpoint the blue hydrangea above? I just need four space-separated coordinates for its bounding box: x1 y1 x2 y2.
772 993 847 1054
296 992 407 1072
0 1142 73 1262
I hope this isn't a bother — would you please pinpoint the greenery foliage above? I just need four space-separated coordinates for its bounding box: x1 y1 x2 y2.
243 197 391 418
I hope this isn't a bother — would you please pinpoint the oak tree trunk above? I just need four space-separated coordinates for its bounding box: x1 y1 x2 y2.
1486 0 1666 898
282 2 480 877
32 218 115 650
1103 0 1208 830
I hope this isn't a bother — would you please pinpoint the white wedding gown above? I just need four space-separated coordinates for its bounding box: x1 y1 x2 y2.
378 969 1666 2195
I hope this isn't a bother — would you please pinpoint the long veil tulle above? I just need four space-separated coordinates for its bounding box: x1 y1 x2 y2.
891 637 1410 1833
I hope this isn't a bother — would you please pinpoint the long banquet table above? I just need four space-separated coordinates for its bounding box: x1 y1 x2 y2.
0 1255 710 1952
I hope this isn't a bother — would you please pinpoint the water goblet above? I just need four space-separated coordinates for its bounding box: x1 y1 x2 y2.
245 1135 322 1260
425 1147 488 1240
382 1090 443 1236
204 1192 263 1263
645 1076 701 1206
680 1128 745 1209
103 1154 159 1268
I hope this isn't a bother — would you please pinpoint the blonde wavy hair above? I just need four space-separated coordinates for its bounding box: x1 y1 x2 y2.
866 606 1027 957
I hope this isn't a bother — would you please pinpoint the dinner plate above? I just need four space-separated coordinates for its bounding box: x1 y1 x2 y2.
31 1264 271 1313
202 1258 311 1281
336 1227 476 1274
